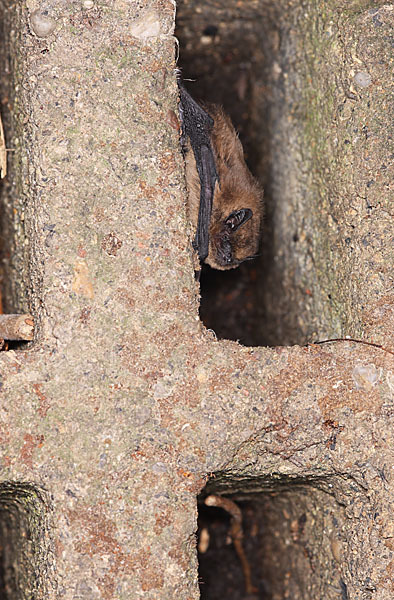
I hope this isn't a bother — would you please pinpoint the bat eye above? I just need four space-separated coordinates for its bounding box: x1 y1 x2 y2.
225 208 253 232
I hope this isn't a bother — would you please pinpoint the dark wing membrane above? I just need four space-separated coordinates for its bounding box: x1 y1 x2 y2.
195 144 217 261
178 82 219 262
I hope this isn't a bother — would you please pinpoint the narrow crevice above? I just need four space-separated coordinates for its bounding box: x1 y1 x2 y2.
176 0 306 346
197 477 349 600
0 0 27 316
0 483 51 600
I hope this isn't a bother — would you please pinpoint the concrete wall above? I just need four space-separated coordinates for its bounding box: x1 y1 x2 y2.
0 1 392 598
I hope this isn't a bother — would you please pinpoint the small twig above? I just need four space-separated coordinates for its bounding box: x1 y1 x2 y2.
205 495 258 596
311 338 394 356
0 314 34 341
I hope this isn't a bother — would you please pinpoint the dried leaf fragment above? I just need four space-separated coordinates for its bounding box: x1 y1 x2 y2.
72 259 94 299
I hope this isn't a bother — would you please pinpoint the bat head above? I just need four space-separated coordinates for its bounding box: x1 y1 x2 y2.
202 106 263 270
206 187 262 271
182 100 263 271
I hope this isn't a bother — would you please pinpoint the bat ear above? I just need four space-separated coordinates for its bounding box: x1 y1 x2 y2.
225 208 253 232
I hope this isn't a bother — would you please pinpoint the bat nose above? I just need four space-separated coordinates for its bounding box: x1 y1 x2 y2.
217 239 232 265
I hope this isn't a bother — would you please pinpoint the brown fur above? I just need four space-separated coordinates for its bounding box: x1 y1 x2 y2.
184 104 263 270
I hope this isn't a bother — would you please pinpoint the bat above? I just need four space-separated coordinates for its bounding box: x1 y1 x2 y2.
178 80 263 271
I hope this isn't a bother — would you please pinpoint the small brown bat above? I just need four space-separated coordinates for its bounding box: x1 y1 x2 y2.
178 81 263 270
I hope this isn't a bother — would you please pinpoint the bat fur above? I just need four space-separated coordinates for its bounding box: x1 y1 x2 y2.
179 83 263 270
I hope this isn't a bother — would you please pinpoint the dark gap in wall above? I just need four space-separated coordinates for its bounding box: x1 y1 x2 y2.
1 340 30 352
0 483 48 599
197 478 347 600
0 166 12 316
0 0 20 317
0 23 10 316
176 1 291 346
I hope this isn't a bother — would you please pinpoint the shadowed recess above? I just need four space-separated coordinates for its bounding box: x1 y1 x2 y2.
0 0 29 317
0 483 51 600
176 0 304 346
197 475 349 600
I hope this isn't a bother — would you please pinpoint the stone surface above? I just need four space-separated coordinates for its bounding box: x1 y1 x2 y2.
0 1 392 599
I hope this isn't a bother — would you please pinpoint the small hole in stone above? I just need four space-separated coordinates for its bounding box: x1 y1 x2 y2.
198 499 260 599
2 340 30 352
197 477 348 600
0 483 49 598
0 25 31 330
176 1 307 346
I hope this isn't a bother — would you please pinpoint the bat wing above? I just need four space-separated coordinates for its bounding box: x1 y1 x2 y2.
178 82 219 262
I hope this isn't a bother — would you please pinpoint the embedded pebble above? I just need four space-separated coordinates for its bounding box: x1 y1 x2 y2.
83 0 95 8
354 71 372 88
130 11 162 39
352 363 380 390
153 378 174 400
330 536 342 563
30 10 56 38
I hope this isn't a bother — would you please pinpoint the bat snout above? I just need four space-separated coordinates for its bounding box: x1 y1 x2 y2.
212 232 233 267
208 219 259 270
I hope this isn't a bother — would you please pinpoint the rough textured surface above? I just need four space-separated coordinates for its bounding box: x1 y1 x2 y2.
0 1 392 599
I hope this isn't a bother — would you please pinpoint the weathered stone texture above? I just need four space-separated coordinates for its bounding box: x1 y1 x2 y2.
0 1 392 599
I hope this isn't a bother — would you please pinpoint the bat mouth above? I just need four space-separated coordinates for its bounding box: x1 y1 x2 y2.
214 233 233 267
242 253 261 262
211 236 260 269
216 251 233 267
